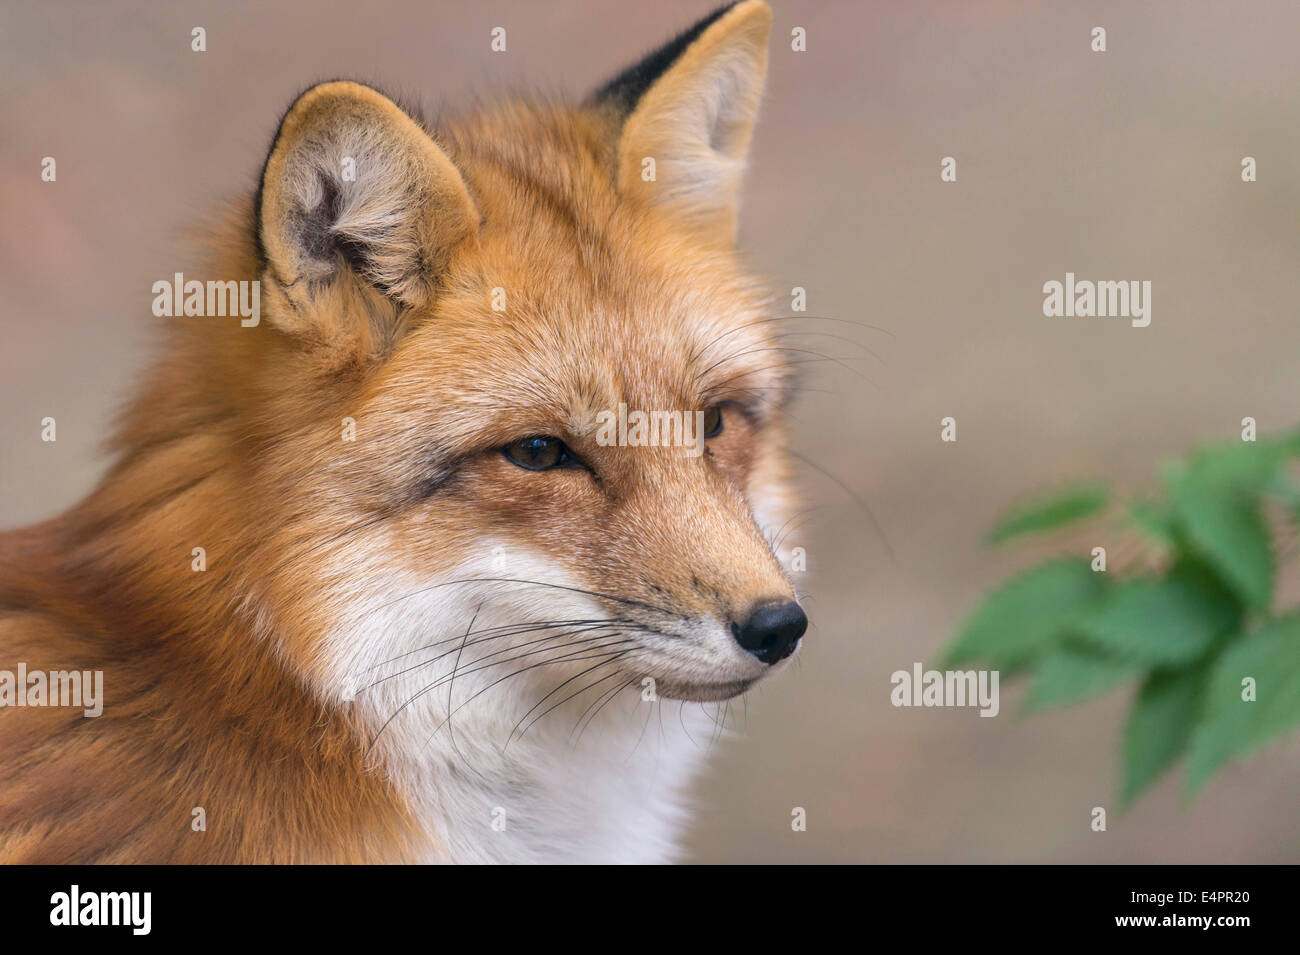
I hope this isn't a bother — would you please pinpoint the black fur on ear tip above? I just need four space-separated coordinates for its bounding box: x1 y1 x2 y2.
586 2 740 116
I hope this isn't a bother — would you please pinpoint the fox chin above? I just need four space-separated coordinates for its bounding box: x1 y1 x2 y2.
0 0 808 864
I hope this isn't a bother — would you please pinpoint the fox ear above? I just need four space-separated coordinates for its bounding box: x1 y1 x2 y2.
257 81 478 323
592 1 771 246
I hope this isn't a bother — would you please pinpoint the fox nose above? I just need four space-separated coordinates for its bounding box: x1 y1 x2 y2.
731 601 807 665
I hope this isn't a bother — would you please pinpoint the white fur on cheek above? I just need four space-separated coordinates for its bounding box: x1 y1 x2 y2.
315 535 715 863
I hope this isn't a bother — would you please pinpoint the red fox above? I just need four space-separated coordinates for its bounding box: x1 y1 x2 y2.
0 0 805 863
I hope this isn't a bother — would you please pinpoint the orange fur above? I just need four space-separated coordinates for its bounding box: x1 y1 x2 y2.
0 1 798 863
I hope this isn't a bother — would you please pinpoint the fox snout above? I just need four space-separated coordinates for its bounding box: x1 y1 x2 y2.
579 449 805 690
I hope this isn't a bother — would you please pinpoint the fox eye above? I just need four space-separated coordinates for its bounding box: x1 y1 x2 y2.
502 436 576 471
703 405 724 439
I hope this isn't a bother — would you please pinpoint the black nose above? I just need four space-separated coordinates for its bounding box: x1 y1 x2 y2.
731 601 807 664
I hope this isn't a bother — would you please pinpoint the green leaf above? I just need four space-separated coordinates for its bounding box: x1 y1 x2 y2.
1159 435 1300 610
1023 643 1137 711
1265 472 1300 526
1185 612 1300 795
1128 495 1178 548
1180 435 1299 491
1167 470 1274 611
1121 665 1209 805
987 484 1109 544
942 558 1108 669
1073 563 1241 666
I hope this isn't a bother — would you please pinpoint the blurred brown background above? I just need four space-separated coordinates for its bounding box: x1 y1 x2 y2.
3 1 1298 862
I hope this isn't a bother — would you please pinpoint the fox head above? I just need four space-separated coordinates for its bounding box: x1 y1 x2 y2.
144 1 804 746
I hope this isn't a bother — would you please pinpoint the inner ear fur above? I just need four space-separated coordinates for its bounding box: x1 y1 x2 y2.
257 80 478 318
591 1 772 246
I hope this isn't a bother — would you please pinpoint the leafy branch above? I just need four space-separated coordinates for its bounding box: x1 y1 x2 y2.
939 430 1300 805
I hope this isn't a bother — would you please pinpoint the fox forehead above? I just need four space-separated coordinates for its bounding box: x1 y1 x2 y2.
373 271 784 455
358 106 789 450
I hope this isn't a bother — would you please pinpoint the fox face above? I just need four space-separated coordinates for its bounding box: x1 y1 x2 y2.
323 246 802 705
236 0 804 724
0 1 803 864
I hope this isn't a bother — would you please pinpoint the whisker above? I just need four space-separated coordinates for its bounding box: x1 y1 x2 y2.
677 700 700 748
788 448 894 560
771 329 886 366
367 634 633 751
506 643 639 747
696 343 877 386
356 617 626 675
624 689 658 764
690 313 894 368
358 621 616 692
571 676 637 746
768 506 820 553
443 605 482 766
423 639 637 748
348 576 679 627
512 661 634 744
